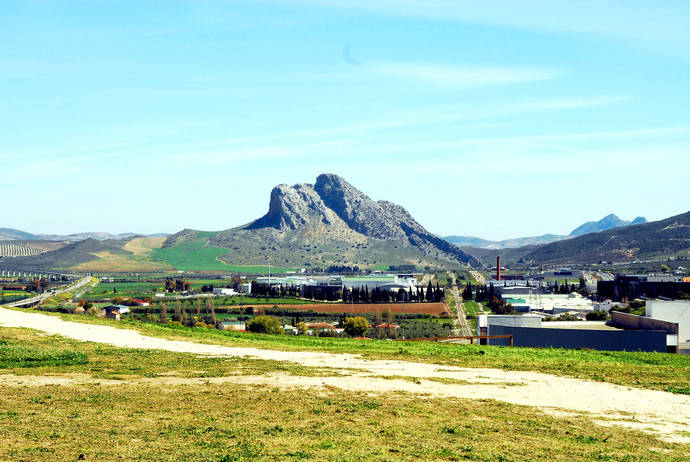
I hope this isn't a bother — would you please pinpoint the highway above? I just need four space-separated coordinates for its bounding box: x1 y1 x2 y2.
4 276 94 308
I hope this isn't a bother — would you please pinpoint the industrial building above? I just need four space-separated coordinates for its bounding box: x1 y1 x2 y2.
610 300 690 354
477 314 667 352
598 275 690 301
254 274 419 292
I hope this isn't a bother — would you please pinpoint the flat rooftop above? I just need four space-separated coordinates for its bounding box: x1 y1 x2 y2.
541 321 621 331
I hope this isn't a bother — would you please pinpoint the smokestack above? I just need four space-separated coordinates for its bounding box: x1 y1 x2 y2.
497 256 501 281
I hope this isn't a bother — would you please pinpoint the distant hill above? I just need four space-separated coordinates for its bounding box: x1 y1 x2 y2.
0 229 168 242
445 234 565 249
445 214 647 250
456 245 539 267
569 214 647 237
0 228 40 241
520 211 689 264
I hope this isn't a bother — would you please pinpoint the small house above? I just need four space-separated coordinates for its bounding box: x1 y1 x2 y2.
104 305 130 320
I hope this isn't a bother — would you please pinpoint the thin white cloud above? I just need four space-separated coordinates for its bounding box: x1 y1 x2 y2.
369 61 563 88
273 0 690 48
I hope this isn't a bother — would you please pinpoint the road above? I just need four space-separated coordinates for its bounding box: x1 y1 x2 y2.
448 272 472 337
4 276 94 308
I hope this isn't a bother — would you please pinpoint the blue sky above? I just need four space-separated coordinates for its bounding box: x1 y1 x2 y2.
3 1 689 240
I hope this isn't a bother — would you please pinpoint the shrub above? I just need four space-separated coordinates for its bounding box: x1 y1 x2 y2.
585 310 608 321
344 316 369 337
629 300 646 310
247 315 283 334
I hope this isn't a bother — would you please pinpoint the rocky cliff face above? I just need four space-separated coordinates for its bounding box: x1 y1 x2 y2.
237 173 478 266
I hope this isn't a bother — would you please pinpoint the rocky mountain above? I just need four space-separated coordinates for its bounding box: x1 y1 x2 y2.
167 173 480 269
569 214 647 237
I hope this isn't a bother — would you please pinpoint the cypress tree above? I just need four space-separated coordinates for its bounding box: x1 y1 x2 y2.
159 302 168 324
173 301 182 322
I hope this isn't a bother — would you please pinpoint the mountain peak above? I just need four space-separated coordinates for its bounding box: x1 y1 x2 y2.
237 174 478 266
570 214 638 237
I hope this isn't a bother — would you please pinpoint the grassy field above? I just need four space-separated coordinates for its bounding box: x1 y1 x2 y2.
18 309 690 395
463 300 484 316
151 240 296 274
0 327 687 461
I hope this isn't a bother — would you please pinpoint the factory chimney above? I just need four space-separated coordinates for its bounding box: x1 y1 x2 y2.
496 256 501 281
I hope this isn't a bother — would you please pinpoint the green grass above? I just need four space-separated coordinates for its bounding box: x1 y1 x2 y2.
24 308 690 395
0 328 687 461
463 301 483 316
152 242 295 273
0 328 329 379
0 339 87 368
3 379 686 461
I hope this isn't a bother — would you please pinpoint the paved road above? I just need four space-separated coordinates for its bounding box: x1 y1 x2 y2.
4 276 93 308
448 272 472 337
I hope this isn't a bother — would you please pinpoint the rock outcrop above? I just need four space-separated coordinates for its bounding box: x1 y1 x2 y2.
239 173 478 266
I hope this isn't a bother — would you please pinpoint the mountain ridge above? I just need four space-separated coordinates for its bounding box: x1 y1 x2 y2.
0 228 167 242
461 211 689 265
445 214 647 249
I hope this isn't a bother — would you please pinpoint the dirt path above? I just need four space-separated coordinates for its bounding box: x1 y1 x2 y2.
1 306 689 443
449 271 472 337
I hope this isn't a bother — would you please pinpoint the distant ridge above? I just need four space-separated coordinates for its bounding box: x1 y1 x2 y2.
462 211 688 265
445 214 648 249
0 229 168 242
569 214 647 237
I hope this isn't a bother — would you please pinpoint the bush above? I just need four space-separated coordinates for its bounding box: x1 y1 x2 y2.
247 315 283 334
629 300 646 310
585 310 608 321
344 316 369 337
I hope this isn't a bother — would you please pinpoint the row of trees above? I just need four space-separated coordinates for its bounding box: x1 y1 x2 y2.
246 315 371 336
26 278 50 293
250 281 445 304
462 279 584 304
164 278 191 293
150 299 219 328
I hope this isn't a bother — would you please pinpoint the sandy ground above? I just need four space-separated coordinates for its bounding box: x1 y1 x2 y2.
1 306 689 443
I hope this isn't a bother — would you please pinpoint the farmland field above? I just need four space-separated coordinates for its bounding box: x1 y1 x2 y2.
152 241 295 274
73 250 172 271
256 302 451 316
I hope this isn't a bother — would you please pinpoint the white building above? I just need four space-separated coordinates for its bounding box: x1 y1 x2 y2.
594 299 613 312
503 292 593 314
646 300 690 353
213 288 237 296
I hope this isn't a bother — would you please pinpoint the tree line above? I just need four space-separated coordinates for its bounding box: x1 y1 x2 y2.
250 281 445 303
